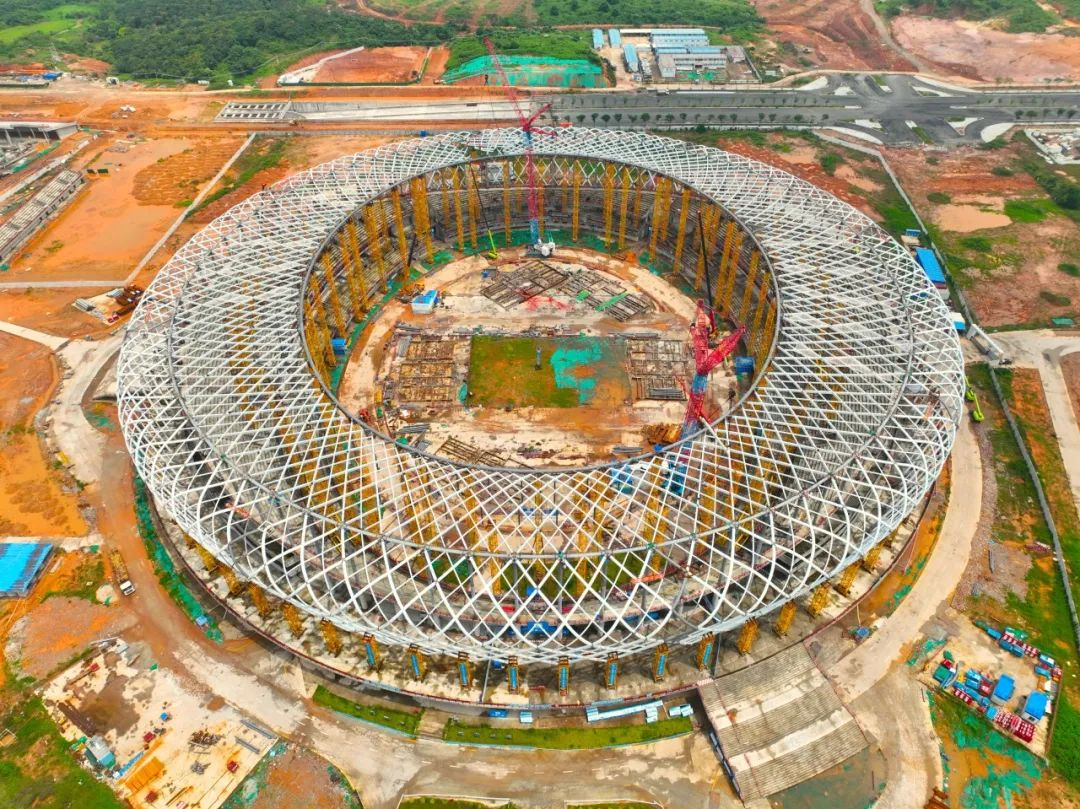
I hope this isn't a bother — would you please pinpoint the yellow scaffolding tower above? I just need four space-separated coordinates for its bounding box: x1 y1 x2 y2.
195 544 218 575
452 168 465 251
602 163 616 247
362 633 380 669
738 249 761 326
410 176 434 263
652 643 670 682
221 565 244 597
391 188 410 272
648 177 670 260
807 583 830 617
774 601 797 637
694 206 720 293
696 633 717 670
248 582 271 618
439 169 452 233
342 220 367 320
282 602 304 637
632 170 644 228
720 229 744 317
503 161 513 246
465 168 479 249
712 220 735 309
862 544 883 571
571 164 582 242
320 619 343 655
319 253 347 337
672 187 691 270
736 619 759 655
363 204 387 291
408 646 427 681
658 179 674 242
617 166 631 248
835 563 860 597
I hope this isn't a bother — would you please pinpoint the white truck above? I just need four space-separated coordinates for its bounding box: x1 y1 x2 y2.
109 549 135 596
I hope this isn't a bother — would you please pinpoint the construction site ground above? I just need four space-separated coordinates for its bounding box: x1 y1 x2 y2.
883 138 1080 329
340 250 734 466
278 46 436 85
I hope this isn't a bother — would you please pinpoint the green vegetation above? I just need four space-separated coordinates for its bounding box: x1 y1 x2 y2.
312 685 422 736
446 31 596 72
1004 197 1057 222
991 165 1015 177
190 137 286 215
42 552 104 602
1060 262 1080 277
877 0 1058 33
1039 290 1072 306
960 235 993 252
568 804 658 809
0 0 452 82
818 152 842 176
526 0 762 29
0 697 123 809
444 715 693 749
1021 156 1080 218
399 799 517 809
927 191 952 204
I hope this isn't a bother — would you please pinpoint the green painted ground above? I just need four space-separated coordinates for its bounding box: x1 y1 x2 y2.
312 685 422 736
467 335 627 409
443 715 692 749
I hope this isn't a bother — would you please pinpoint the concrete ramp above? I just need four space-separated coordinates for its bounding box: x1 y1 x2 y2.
699 645 867 801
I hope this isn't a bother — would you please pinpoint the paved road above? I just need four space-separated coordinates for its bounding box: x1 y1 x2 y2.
992 331 1080 509
216 74 1080 145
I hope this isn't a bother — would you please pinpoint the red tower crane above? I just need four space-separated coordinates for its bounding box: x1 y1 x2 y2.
680 213 746 439
484 37 554 251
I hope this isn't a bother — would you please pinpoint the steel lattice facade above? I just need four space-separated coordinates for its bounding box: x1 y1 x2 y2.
117 129 964 665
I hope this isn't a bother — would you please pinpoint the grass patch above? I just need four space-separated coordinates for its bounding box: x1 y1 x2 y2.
312 685 422 736
1004 197 1056 223
0 696 123 809
400 799 518 809
445 715 692 749
992 165 1015 177
927 191 952 204
1039 290 1072 306
190 137 285 215
960 235 993 252
818 151 842 176
42 553 104 603
1059 262 1080 277
467 335 627 409
447 31 596 72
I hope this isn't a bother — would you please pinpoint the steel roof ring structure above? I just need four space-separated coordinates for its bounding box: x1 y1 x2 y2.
117 128 965 665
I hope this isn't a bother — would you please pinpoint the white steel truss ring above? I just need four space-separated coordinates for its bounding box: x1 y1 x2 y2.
117 128 964 665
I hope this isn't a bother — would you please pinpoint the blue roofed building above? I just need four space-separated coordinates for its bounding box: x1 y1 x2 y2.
592 29 605 50
915 247 947 289
623 44 640 74
1022 691 1049 722
991 674 1015 706
608 29 622 47
0 542 55 598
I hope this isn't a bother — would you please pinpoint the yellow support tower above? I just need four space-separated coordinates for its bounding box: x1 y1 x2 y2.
408 646 427 681
632 171 643 228
248 582 272 618
648 177 667 260
750 290 770 361
605 653 619 689
503 161 513 246
457 653 473 690
651 643 670 682
617 166 631 248
862 544 883 571
602 163 616 247
507 656 521 694
488 528 502 596
391 187 410 268
693 206 719 293
439 170 452 233
320 619 343 655
282 602 304 637
835 563 860 597
363 204 386 291
535 159 545 238
736 619 759 655
712 221 736 310
659 179 675 241
410 177 434 263
774 601 797 637
672 187 691 270
465 168 479 249
571 164 582 242
721 230 744 317
758 300 777 367
221 565 244 597
738 249 761 326
319 253 347 337
452 168 465 251
807 583 831 617
558 657 571 695
195 544 218 575
342 221 367 319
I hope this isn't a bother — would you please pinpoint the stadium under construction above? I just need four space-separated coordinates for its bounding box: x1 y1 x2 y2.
116 128 964 714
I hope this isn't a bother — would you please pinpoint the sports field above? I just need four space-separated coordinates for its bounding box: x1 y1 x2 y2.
467 336 628 409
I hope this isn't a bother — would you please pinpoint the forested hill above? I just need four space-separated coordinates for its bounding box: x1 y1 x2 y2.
0 0 453 81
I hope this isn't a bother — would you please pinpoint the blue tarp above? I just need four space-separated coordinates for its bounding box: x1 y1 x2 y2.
915 247 947 286
1023 691 1049 721
992 674 1015 703
0 542 54 597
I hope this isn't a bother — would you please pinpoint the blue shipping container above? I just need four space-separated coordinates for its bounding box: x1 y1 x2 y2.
915 247 946 287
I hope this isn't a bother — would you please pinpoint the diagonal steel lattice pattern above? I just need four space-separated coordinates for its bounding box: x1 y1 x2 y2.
117 129 964 665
